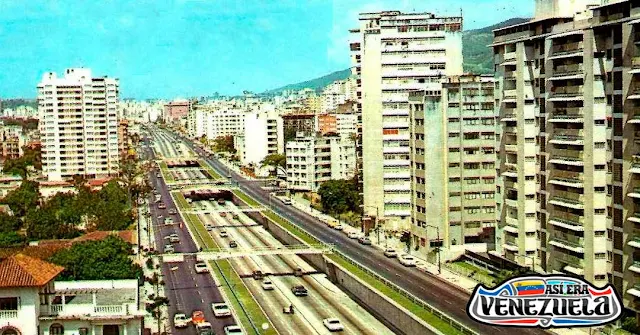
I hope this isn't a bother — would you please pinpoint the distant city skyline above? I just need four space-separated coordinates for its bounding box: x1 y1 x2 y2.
0 0 532 99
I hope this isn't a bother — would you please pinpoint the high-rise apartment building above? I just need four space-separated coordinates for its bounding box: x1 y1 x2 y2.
286 134 356 192
235 110 284 166
493 0 640 307
350 11 463 229
38 68 119 182
187 105 245 141
409 75 497 258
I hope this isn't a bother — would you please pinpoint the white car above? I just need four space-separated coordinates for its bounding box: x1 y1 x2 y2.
195 262 209 274
323 318 344 332
347 231 361 239
220 230 229 238
281 198 292 205
383 248 398 258
224 325 243 335
173 312 188 328
398 254 417 267
211 302 231 317
163 244 175 253
334 224 344 231
261 278 274 290
169 236 180 243
196 322 213 333
164 217 174 224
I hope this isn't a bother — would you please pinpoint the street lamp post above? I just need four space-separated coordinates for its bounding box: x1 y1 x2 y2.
424 224 442 275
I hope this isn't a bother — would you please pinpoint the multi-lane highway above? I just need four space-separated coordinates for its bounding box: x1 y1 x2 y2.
143 135 238 335
147 128 394 334
167 129 547 335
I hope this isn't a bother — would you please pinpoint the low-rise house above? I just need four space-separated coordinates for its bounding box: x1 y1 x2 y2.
0 254 143 334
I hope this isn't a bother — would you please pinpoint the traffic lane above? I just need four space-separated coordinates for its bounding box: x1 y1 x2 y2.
200 154 546 335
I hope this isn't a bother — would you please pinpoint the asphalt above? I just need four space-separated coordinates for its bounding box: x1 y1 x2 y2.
172 134 547 335
143 137 237 335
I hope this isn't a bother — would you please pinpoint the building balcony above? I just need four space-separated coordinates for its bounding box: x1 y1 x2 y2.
628 114 640 124
549 149 584 166
503 241 519 252
628 284 640 298
549 192 584 209
39 303 135 318
0 310 18 319
505 144 517 153
548 213 584 232
503 89 517 99
630 57 640 74
629 88 640 100
501 113 517 122
556 252 585 268
505 215 518 227
549 232 585 253
629 188 640 199
549 86 584 101
504 198 518 208
549 134 584 146
629 236 640 249
549 170 584 188
503 51 516 63
549 108 583 123
629 261 640 274
551 42 583 57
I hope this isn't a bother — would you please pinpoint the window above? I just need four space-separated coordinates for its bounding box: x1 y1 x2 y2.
50 324 64 335
1 329 18 335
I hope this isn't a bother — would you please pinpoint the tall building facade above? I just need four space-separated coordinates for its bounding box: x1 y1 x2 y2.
409 75 497 259
235 110 284 166
351 11 463 229
494 0 640 312
38 68 119 182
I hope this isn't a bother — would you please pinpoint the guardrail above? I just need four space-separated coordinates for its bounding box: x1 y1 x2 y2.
240 190 478 335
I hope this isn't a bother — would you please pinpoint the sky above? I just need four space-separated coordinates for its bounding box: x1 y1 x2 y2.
0 0 533 99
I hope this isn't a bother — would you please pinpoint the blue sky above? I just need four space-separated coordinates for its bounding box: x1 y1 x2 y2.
0 0 533 99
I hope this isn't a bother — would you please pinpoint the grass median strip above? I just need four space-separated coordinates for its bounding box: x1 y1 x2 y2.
233 190 466 335
172 192 276 335
158 161 175 183
198 158 222 179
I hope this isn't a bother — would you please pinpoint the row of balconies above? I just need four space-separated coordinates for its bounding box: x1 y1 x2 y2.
551 42 584 56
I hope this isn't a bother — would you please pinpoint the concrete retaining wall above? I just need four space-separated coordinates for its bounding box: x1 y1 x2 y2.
232 195 438 335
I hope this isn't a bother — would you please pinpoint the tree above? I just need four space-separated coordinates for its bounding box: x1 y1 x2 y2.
260 154 286 169
317 179 362 216
25 205 79 240
1 180 40 217
91 181 133 231
213 135 236 153
48 236 142 280
0 231 26 248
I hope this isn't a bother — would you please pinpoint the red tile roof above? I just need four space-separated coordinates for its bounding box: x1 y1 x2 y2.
73 230 136 245
0 254 64 288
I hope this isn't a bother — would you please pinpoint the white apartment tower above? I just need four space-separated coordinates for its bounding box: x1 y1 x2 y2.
38 68 119 182
351 11 463 229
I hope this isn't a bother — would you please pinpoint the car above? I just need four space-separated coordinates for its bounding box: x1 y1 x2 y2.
281 198 292 205
168 208 177 215
157 215 163 220
191 310 206 325
383 248 398 258
163 244 175 253
195 262 208 274
291 285 308 296
196 322 213 335
261 278 274 290
347 231 361 239
323 318 344 332
164 217 174 225
206 225 214 231
211 302 231 317
358 236 372 245
223 325 243 335
173 312 188 328
220 230 229 238
333 224 344 231
156 173 162 178
158 202 166 209
169 236 180 243
229 240 238 248
398 254 417 267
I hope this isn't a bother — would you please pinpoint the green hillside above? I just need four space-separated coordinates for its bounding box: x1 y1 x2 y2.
264 69 352 95
463 18 529 74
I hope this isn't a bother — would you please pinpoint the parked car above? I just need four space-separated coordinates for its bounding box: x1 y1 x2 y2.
223 325 244 335
333 224 344 231
229 240 238 248
398 254 417 267
163 244 175 253
168 208 177 215
323 318 345 332
173 312 188 328
383 248 398 258
281 198 292 205
220 230 229 238
347 231 360 239
291 285 308 296
158 202 166 209
358 236 372 245
156 173 162 178
195 262 209 274
211 302 231 317
261 278 274 291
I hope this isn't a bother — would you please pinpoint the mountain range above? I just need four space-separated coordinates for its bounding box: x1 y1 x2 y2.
265 17 530 95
